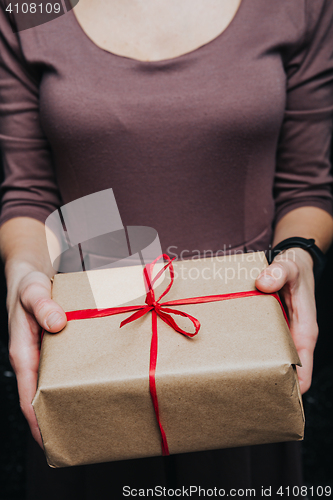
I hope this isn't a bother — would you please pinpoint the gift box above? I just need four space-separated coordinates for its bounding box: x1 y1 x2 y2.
32 252 304 468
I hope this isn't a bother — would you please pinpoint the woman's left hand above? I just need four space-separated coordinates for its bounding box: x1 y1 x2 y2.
255 247 317 394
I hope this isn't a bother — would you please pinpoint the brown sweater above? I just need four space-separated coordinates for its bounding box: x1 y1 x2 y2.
1 0 333 257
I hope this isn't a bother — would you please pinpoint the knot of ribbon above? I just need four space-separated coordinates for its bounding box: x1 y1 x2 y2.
60 253 289 456
119 254 200 340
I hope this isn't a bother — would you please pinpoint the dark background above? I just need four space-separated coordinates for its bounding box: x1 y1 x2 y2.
0 161 332 499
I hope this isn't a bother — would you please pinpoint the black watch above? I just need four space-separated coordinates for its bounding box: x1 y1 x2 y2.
269 237 326 284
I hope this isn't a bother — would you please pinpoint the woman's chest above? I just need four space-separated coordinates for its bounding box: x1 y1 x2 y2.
19 0 307 158
38 45 286 156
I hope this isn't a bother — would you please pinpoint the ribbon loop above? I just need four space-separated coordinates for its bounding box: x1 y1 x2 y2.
133 254 201 339
157 307 200 337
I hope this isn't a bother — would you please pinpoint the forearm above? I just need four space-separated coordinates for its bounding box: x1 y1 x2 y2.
273 206 333 253
0 217 56 307
0 217 66 448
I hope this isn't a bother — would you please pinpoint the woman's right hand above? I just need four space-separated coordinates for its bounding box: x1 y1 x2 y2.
7 266 67 447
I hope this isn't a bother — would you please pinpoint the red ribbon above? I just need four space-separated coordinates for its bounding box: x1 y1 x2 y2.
56 254 289 456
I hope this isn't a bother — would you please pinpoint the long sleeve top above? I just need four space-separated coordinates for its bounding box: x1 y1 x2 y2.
1 0 333 256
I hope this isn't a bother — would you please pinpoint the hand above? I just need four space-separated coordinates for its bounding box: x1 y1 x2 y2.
255 247 317 394
7 267 67 447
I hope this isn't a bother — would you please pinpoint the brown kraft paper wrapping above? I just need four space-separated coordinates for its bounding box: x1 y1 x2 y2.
32 252 305 468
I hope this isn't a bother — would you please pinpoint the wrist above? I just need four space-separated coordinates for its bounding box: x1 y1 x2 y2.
5 260 52 312
274 247 314 272
270 236 325 284
5 255 54 280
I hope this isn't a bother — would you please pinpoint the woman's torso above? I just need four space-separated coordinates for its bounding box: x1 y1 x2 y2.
12 0 306 256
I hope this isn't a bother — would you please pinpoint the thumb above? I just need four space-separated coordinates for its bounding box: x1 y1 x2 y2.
255 260 296 293
20 272 67 332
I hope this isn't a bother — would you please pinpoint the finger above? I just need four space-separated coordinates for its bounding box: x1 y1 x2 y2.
9 314 44 448
255 259 299 293
287 278 317 394
296 347 314 395
16 363 44 448
20 273 67 332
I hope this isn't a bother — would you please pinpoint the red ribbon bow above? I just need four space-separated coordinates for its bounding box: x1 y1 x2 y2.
62 254 289 456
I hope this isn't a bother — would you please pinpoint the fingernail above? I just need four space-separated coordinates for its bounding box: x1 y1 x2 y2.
258 274 275 285
46 312 62 329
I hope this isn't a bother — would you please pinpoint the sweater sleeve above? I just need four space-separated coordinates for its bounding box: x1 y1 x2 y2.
273 0 333 225
0 1 62 228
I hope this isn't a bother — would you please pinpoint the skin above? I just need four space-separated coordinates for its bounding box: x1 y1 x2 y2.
1 0 333 449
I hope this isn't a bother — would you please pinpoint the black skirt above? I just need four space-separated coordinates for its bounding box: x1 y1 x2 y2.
26 433 303 499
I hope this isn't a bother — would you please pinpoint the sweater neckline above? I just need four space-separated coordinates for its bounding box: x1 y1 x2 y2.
69 0 246 65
